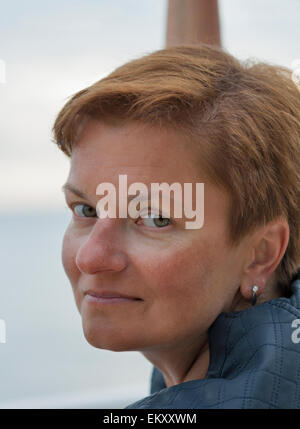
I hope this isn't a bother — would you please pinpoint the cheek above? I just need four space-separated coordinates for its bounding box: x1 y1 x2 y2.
61 227 79 284
130 242 218 342
134 240 214 304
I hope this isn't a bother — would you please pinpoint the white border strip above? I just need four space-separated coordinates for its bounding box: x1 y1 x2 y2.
0 59 6 84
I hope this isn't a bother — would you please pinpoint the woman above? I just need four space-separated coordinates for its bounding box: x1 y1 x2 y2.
53 44 300 409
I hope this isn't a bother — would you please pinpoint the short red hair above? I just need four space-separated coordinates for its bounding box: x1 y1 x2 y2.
53 44 300 295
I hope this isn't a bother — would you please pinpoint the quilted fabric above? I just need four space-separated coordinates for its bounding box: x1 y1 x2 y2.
125 271 300 409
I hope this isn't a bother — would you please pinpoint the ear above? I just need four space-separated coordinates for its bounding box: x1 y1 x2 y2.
239 217 290 302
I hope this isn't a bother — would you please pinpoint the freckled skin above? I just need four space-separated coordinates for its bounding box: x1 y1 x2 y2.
61 119 251 384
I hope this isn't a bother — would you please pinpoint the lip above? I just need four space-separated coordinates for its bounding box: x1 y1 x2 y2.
84 289 142 304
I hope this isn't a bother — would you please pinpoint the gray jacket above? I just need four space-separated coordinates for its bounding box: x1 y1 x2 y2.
126 271 300 408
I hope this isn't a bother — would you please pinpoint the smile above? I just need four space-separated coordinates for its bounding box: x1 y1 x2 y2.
84 290 142 305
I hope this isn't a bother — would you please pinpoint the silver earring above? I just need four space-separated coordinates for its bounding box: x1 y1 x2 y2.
252 285 259 306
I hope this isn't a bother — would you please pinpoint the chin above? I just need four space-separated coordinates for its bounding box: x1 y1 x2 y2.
81 319 142 352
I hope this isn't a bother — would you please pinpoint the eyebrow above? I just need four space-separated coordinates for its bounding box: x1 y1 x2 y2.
62 183 89 199
62 182 151 203
62 182 176 205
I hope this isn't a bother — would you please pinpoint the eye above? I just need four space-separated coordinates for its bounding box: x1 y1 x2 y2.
137 212 171 228
72 204 97 218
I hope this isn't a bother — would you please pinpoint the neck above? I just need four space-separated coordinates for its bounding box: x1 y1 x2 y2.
141 333 210 388
140 279 283 389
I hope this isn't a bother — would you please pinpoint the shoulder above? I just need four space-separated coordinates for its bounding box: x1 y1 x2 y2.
125 275 300 409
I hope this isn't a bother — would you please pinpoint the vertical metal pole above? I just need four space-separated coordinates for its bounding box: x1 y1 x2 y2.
166 0 221 48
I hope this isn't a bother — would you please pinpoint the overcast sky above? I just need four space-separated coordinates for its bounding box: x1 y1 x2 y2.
0 0 299 213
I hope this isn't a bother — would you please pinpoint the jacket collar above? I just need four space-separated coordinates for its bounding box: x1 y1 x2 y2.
139 269 300 408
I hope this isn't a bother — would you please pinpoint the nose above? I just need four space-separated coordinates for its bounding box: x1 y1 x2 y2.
75 218 128 275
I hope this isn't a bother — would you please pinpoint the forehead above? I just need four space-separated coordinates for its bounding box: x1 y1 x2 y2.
68 118 206 186
64 118 231 235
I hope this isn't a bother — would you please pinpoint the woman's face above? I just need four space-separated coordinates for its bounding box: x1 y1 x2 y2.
62 119 249 352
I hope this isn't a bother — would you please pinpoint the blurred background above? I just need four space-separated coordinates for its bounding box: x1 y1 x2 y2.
0 0 299 408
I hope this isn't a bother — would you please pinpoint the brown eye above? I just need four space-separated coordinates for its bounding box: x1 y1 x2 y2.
73 204 97 218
